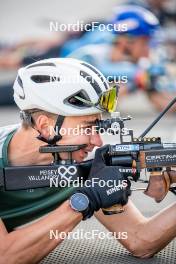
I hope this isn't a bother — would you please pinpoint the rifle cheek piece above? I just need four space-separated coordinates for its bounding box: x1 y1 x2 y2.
144 171 171 202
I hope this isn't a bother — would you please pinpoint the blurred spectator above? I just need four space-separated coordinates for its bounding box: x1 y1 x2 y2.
0 1 176 110
59 23 113 57
68 5 176 112
0 31 83 104
122 0 176 26
0 33 69 70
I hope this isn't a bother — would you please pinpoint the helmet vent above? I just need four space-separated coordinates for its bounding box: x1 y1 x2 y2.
16 75 25 99
27 62 56 69
65 90 91 108
81 62 108 90
80 70 102 95
17 76 23 88
31 75 60 83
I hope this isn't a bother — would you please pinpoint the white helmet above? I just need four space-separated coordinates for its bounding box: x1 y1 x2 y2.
13 58 109 116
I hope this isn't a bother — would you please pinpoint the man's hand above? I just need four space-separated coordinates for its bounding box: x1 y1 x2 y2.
75 145 131 219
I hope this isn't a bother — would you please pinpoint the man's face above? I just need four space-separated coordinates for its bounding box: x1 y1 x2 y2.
128 36 150 61
113 35 150 62
57 114 103 162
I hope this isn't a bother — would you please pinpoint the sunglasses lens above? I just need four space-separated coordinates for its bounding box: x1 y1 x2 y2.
100 87 118 112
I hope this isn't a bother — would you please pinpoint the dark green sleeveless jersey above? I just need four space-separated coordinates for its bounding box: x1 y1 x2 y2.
0 124 75 231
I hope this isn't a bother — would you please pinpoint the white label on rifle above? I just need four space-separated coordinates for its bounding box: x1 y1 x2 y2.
115 144 139 151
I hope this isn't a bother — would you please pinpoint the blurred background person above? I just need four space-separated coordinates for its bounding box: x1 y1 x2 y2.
0 0 176 112
68 4 176 112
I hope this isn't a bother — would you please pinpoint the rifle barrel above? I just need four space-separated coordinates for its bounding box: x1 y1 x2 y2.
139 97 176 138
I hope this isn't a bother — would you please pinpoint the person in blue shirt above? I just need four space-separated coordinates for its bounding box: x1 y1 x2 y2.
68 5 176 112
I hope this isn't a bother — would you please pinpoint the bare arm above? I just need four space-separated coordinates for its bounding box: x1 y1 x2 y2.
0 200 82 264
95 200 176 258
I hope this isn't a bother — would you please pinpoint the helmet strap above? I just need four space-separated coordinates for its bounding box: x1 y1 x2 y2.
36 115 65 145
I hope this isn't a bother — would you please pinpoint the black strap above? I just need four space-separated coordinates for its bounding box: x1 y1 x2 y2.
0 169 4 187
55 115 65 133
37 115 65 145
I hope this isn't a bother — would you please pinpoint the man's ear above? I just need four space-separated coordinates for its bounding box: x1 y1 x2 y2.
35 115 54 139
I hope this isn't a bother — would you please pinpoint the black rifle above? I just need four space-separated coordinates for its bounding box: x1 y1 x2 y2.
0 98 176 215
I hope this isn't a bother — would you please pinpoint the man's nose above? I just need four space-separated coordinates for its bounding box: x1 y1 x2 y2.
90 132 103 147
